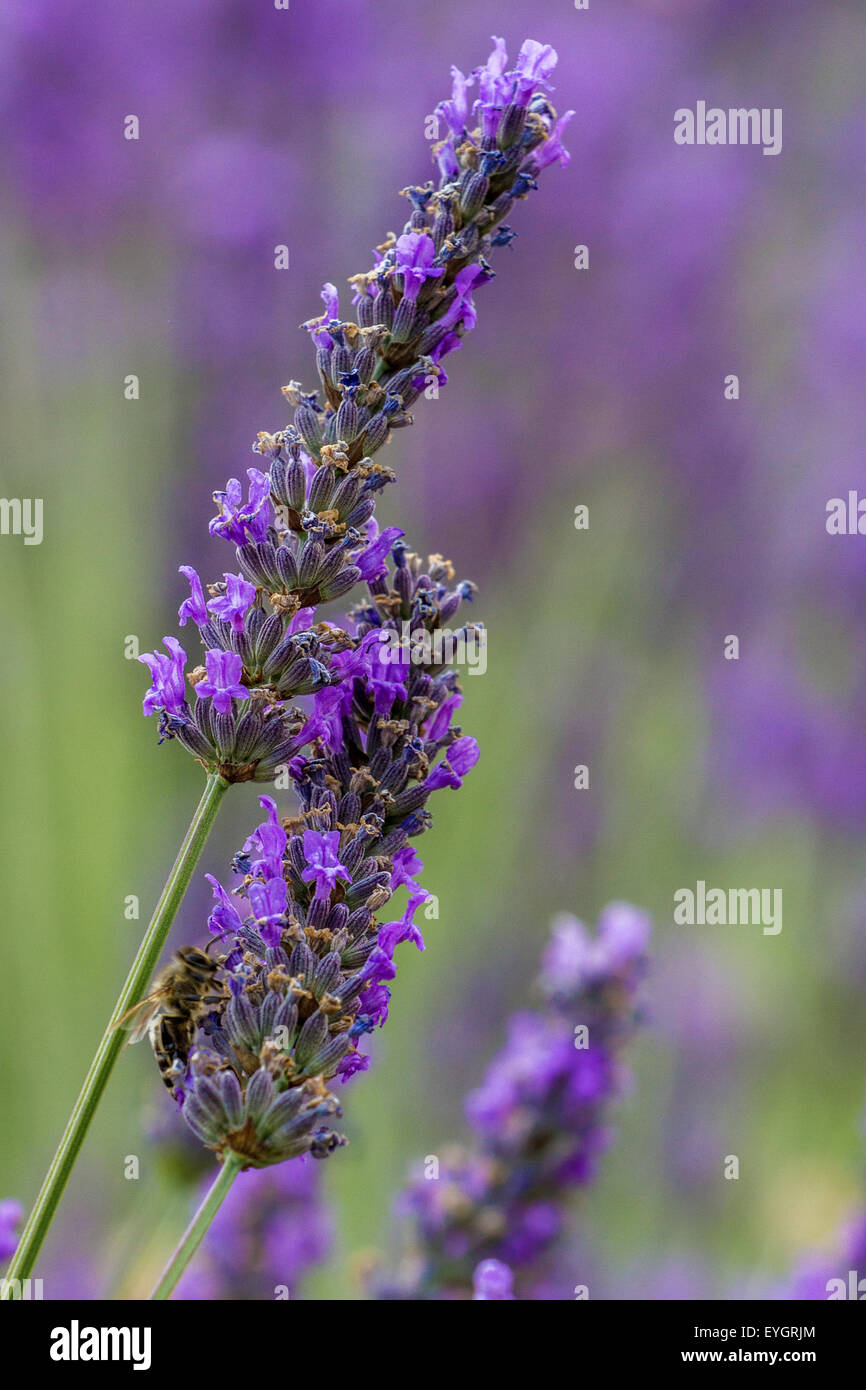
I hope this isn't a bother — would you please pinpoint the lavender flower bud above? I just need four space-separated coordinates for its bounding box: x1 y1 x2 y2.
390 296 417 344
307 464 336 513
357 294 377 328
294 404 323 456
459 170 489 219
497 103 527 149
372 287 394 330
360 412 390 454
335 393 360 442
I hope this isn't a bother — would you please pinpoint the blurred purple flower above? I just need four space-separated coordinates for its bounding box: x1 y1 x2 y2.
783 1215 866 1302
378 905 650 1298
473 1258 515 1301
0 1200 22 1261
176 1158 333 1301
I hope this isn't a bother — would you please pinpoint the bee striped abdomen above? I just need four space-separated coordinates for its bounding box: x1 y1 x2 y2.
148 1015 195 1090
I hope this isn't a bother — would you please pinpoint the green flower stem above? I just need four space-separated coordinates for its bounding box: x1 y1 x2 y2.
2 772 230 1293
149 1152 243 1300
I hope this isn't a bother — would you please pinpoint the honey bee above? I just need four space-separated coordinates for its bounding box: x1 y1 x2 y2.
114 946 225 1093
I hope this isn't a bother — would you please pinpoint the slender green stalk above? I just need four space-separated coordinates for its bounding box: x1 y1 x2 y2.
2 772 229 1293
149 1153 243 1300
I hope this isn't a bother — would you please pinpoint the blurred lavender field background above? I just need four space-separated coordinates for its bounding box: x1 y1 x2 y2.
1 0 865 1299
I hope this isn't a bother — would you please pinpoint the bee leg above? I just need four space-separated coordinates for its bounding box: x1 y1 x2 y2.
163 1059 186 1091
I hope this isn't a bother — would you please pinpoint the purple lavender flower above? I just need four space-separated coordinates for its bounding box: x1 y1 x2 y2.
377 906 650 1299
474 36 510 139
355 524 406 582
205 874 245 940
534 111 575 171
193 649 250 715
247 876 288 949
395 233 444 303
366 645 410 716
300 831 351 900
424 736 481 791
437 64 472 140
302 282 342 350
177 566 209 628
206 572 257 635
165 550 485 1155
209 469 271 545
438 264 487 333
144 544 341 784
139 637 187 718
539 903 650 1004
376 891 428 957
243 795 286 880
512 40 559 105
389 844 426 894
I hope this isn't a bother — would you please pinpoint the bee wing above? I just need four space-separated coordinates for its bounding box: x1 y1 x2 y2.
112 988 167 1043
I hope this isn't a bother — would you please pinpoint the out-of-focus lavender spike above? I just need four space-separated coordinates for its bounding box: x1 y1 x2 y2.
175 1159 333 1301
780 1214 866 1301
375 906 650 1299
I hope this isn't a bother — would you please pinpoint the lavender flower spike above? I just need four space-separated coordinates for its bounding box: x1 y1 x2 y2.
138 35 568 787
170 547 485 1160
148 34 569 1160
292 34 571 457
11 37 571 1298
132 41 570 1302
377 905 651 1299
